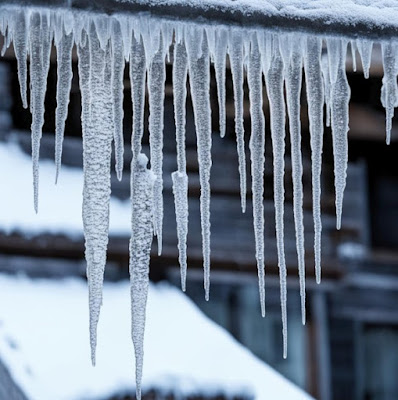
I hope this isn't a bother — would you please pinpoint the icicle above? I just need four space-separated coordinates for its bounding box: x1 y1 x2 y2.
111 19 125 180
79 25 114 366
214 28 227 138
229 30 247 213
264 36 287 359
327 38 350 230
357 39 373 79
281 36 306 325
321 54 332 128
247 34 266 317
54 27 73 184
186 28 212 301
129 154 155 400
29 11 52 213
304 36 324 284
130 33 146 159
381 41 398 145
12 10 28 109
172 38 189 291
148 32 166 256
350 40 357 72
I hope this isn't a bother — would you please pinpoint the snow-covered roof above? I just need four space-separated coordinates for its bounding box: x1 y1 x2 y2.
116 0 398 29
0 274 313 400
0 139 131 238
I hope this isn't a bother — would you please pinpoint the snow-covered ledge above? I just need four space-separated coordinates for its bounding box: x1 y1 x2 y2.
3 0 398 38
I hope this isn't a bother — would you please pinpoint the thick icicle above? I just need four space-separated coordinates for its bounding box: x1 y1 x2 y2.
265 37 287 358
281 36 306 324
129 154 155 400
111 19 125 180
186 28 212 301
214 28 227 138
148 32 166 256
79 25 114 365
304 37 324 284
381 42 398 145
12 10 28 109
54 27 73 184
229 30 247 213
357 39 373 79
247 34 266 317
172 38 189 291
29 11 52 213
327 38 350 230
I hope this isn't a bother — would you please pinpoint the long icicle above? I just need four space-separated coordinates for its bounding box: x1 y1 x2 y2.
304 36 324 284
328 38 350 230
265 36 287 359
129 32 149 400
111 19 125 180
130 154 155 400
29 11 52 213
54 26 73 184
281 36 306 324
186 28 212 301
172 36 189 291
148 31 166 256
247 33 266 317
381 41 398 146
79 25 114 366
229 30 247 213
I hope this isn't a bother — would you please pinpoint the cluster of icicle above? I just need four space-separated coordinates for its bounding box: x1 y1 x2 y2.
1 5 397 398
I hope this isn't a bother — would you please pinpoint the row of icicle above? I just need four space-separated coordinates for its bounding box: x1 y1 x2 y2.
1 5 397 399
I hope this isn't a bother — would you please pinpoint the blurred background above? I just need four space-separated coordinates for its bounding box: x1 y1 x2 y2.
0 28 397 400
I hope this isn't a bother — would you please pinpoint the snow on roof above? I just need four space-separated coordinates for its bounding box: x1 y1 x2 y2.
117 0 398 30
0 139 131 238
0 274 313 400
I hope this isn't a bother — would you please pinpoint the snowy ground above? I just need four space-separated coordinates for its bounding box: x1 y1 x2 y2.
0 139 131 238
0 274 313 400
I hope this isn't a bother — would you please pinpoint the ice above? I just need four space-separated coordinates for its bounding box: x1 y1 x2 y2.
214 28 228 138
79 24 114 365
186 27 212 301
357 39 373 79
264 36 287 359
54 25 73 184
12 10 28 109
148 31 166 256
129 154 155 400
111 19 125 180
172 37 189 291
281 36 306 325
130 33 146 159
229 30 247 213
350 40 357 72
247 33 266 317
381 41 398 145
29 11 52 212
327 38 350 230
304 36 324 284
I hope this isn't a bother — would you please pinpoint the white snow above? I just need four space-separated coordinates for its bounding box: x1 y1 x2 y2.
0 273 313 400
0 139 131 238
117 0 398 30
